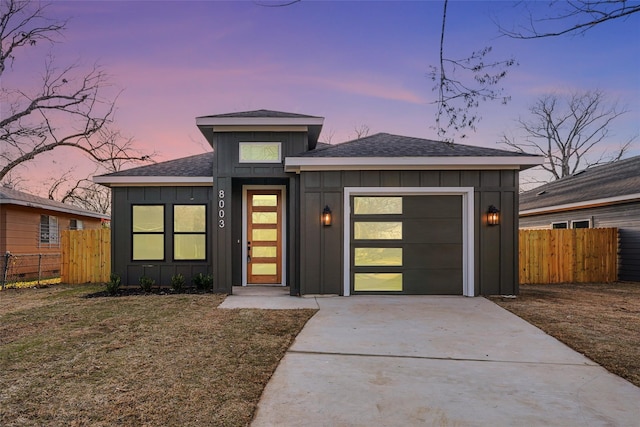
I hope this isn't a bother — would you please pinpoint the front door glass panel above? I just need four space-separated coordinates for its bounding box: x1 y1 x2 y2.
247 190 282 284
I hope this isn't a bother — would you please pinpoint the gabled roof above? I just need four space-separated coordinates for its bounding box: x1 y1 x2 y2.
285 133 542 173
520 156 640 215
94 152 214 187
196 109 324 150
0 187 109 219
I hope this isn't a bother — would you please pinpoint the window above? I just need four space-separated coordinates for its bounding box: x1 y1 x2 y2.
40 215 59 246
571 219 591 229
132 205 164 260
239 142 281 163
354 197 402 215
174 205 206 260
70 219 84 230
354 273 403 291
551 221 568 229
354 222 402 240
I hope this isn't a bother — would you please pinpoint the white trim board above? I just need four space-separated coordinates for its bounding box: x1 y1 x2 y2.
286 156 542 173
520 193 640 216
342 187 475 297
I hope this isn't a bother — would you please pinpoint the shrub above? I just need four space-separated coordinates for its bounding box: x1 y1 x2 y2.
170 273 185 292
105 273 121 295
139 275 155 292
192 273 213 291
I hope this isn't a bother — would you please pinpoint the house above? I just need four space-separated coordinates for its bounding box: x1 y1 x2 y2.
94 110 542 296
0 186 109 279
519 156 640 282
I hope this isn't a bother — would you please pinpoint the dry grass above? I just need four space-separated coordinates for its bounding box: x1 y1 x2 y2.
489 282 640 388
0 284 316 426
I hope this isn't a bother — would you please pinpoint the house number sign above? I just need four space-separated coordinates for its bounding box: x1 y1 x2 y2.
218 189 225 228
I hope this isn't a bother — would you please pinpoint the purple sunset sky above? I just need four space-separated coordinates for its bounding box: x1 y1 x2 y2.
5 0 640 193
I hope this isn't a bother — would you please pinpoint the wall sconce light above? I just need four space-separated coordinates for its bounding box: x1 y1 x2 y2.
322 205 332 226
487 205 500 226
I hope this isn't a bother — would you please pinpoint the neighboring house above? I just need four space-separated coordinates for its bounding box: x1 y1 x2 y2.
519 156 640 282
95 109 541 296
0 187 109 279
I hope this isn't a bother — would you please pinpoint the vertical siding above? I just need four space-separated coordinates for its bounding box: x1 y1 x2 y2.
520 201 640 281
111 186 214 287
299 169 519 295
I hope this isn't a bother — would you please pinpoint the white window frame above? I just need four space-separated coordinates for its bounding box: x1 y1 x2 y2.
343 187 475 297
39 215 59 247
238 142 282 163
571 219 591 229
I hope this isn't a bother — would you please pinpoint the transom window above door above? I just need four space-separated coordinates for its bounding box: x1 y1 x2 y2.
239 142 281 163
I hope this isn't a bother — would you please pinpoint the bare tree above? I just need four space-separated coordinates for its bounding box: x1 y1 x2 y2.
500 90 635 180
0 0 151 188
498 1 640 39
351 124 370 140
428 0 517 142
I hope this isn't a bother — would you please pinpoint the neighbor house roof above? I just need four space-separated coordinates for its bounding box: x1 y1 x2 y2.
0 187 109 219
285 133 542 173
520 156 640 216
93 152 214 187
196 109 324 150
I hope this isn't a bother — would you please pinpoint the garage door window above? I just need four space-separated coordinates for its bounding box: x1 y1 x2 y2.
354 273 403 291
354 197 402 215
354 248 402 266
354 222 402 240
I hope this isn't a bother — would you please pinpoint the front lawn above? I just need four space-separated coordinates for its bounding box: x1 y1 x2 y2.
0 284 316 426
489 282 640 388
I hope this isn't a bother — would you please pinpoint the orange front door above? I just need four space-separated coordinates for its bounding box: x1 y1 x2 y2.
247 190 282 284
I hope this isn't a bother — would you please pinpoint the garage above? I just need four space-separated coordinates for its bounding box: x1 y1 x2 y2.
348 193 464 295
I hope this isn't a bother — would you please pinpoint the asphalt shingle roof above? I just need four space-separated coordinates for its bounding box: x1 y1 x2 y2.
197 109 322 119
519 156 640 211
298 133 537 158
0 186 109 218
99 152 213 177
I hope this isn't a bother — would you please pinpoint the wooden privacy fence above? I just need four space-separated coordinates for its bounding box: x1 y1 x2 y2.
519 228 617 284
61 229 111 284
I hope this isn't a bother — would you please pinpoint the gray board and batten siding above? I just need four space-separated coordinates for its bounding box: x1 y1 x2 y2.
111 186 214 287
299 169 520 296
98 109 542 295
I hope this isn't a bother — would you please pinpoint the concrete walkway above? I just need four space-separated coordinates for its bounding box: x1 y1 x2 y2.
246 295 640 426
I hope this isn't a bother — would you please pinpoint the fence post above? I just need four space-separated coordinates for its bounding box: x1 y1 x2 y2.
2 251 10 290
38 253 43 285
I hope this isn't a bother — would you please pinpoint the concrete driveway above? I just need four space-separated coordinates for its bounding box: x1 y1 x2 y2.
249 296 640 426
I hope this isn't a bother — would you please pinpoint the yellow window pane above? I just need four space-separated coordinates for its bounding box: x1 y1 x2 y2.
133 234 164 260
354 197 402 215
174 235 206 260
240 143 281 162
252 195 278 206
252 212 278 224
174 205 206 232
354 222 402 240
354 248 403 266
354 273 403 291
252 229 278 241
252 263 277 275
133 205 164 232
252 246 277 258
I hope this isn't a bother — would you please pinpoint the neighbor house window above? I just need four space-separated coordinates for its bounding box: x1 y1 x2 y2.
571 219 591 229
40 215 59 246
551 221 568 229
239 142 281 163
70 219 84 230
132 205 164 260
174 205 206 260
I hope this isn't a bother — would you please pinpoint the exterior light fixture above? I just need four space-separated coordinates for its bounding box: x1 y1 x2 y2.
322 205 332 226
487 205 500 226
